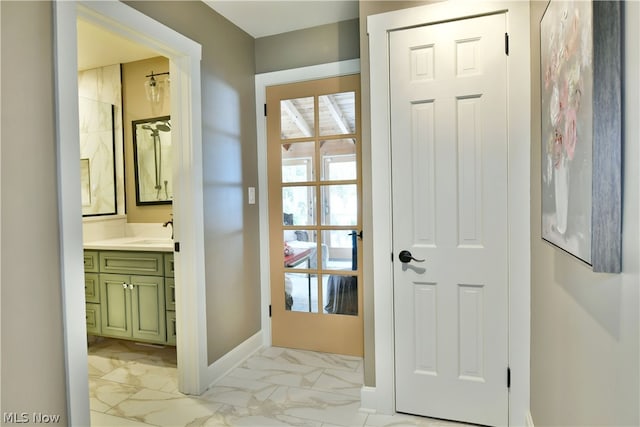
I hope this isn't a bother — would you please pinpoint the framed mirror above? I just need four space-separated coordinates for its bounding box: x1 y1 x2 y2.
79 97 117 216
132 116 172 205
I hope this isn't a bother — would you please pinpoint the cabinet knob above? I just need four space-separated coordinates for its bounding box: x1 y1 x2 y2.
128 284 134 290
122 283 127 289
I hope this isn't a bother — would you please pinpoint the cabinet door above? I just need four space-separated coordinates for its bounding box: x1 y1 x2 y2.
130 275 166 343
100 274 132 339
85 303 101 335
84 273 100 303
164 253 174 278
166 311 177 346
165 278 175 310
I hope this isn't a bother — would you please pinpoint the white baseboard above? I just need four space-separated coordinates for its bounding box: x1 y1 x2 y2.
204 331 263 389
360 386 377 413
526 411 535 427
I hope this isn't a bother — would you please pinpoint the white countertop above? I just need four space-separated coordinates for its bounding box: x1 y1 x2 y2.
83 237 174 252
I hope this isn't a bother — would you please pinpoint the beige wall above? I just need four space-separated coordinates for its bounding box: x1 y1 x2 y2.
255 19 360 74
122 56 173 223
0 1 69 423
530 1 639 425
124 1 260 364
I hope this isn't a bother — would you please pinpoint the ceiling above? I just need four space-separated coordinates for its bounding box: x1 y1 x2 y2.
77 19 160 71
204 1 359 38
77 1 359 70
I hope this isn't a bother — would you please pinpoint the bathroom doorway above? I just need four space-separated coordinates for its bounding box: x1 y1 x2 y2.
55 2 206 424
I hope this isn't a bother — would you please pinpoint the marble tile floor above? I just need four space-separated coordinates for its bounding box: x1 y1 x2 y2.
88 337 470 427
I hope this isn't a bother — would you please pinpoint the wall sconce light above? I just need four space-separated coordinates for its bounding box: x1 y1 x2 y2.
144 71 170 104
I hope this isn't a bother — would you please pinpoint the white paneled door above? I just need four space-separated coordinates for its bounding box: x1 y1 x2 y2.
390 13 509 426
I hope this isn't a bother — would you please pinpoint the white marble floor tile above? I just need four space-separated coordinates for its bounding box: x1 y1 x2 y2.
89 377 141 413
229 364 325 389
364 413 475 427
91 410 155 426
311 368 364 397
87 339 471 427
266 386 368 427
107 388 222 427
271 348 362 372
101 361 178 392
199 376 279 408
197 403 323 426
88 353 130 378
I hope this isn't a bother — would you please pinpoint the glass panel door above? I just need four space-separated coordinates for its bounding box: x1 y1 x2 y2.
267 74 362 356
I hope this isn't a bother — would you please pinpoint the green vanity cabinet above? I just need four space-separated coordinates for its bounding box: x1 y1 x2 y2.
164 253 176 345
100 273 166 344
83 249 175 345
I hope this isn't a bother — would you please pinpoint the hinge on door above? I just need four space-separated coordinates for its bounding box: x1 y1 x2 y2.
505 33 509 56
174 241 180 252
264 103 267 116
269 304 272 317
507 367 511 388
391 252 394 262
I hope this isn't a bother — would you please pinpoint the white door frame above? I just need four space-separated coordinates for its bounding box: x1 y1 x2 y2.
254 59 361 347
368 2 531 425
54 1 207 424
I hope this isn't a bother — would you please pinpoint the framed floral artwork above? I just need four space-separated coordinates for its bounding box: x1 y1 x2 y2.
540 0 622 273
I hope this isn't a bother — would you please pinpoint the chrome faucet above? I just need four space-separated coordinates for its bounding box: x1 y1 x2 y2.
163 215 174 239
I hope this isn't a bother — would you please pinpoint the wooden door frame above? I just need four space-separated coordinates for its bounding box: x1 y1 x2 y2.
255 60 361 348
367 2 532 425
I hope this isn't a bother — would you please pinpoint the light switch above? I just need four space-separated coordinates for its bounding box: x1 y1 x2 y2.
248 187 256 204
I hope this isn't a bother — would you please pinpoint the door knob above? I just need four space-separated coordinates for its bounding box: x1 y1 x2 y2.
398 250 425 263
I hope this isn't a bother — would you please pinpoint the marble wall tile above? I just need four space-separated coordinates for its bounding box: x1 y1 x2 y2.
79 64 125 216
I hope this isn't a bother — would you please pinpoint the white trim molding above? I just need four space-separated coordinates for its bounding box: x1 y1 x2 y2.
54 1 206 424
367 2 531 424
254 59 361 349
526 411 535 427
205 331 263 389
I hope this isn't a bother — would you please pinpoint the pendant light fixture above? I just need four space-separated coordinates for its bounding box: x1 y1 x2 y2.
144 71 170 104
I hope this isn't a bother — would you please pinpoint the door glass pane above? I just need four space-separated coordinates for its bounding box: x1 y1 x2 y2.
285 272 318 313
283 186 316 226
321 230 356 270
322 274 358 315
282 141 315 183
284 229 319 269
321 184 357 225
281 97 314 139
319 92 355 136
320 139 357 181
